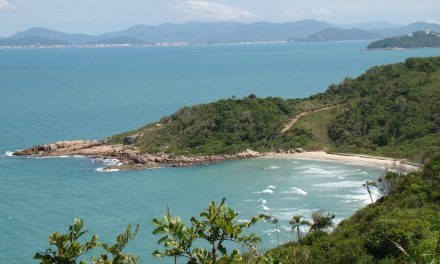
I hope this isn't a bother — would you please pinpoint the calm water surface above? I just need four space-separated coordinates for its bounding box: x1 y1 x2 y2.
1 42 440 263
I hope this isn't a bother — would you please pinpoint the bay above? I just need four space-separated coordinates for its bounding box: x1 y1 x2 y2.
1 42 439 263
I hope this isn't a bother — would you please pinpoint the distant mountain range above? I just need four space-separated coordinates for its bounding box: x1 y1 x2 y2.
1 20 440 47
297 28 381 42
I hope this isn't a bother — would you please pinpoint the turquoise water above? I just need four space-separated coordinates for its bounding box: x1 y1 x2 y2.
1 42 440 263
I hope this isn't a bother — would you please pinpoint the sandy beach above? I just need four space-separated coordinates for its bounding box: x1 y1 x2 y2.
264 151 420 172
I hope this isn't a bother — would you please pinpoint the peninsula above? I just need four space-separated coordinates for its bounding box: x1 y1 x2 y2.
14 57 440 170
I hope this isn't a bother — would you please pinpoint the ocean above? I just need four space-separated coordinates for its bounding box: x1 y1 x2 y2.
1 42 440 263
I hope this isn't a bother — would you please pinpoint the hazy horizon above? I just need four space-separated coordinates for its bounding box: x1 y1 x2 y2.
0 0 439 36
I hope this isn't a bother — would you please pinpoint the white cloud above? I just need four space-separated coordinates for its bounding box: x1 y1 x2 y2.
0 0 14 10
311 8 330 17
172 0 255 21
285 7 330 20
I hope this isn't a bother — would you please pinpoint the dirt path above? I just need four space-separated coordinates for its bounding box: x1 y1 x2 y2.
281 103 343 133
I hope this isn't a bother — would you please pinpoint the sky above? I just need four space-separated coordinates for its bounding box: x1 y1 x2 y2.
0 0 440 36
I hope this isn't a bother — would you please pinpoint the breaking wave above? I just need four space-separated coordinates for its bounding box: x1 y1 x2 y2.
264 165 280 170
313 181 366 188
281 187 307 195
3 151 14 157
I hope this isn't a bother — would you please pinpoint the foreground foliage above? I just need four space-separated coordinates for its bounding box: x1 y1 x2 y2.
34 155 440 263
152 198 265 263
34 219 139 264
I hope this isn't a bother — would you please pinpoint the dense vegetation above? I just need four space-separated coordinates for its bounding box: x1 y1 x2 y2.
367 31 440 49
34 155 440 263
107 95 338 155
107 56 440 163
327 57 440 161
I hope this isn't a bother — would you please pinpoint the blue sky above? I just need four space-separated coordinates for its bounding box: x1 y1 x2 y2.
1 0 440 36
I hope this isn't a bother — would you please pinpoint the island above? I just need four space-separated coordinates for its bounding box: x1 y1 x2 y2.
14 57 440 171
367 30 440 49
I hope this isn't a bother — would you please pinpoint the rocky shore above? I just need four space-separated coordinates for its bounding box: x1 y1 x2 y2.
13 140 263 171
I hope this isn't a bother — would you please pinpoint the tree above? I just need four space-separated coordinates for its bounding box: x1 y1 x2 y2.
152 208 197 264
363 180 377 204
309 211 335 232
289 215 311 243
92 224 140 264
34 218 139 264
259 215 280 247
152 198 263 264
34 218 99 264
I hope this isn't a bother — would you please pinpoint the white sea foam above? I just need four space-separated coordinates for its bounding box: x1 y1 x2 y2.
280 196 299 200
263 228 280 236
258 198 267 204
262 189 274 194
4 151 14 157
292 187 307 195
272 208 316 221
303 168 332 174
266 185 276 189
244 199 255 202
281 187 307 195
106 169 120 172
335 187 380 204
262 205 270 211
313 180 365 188
102 158 123 166
332 169 368 177
95 167 120 173
264 165 280 170
33 155 71 159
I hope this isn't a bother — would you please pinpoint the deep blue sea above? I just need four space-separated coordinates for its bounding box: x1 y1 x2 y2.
1 42 440 263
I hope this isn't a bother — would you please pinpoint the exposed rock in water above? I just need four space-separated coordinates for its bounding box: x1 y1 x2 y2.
13 140 263 171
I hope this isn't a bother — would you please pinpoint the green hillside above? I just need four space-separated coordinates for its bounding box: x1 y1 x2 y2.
107 57 440 162
367 31 440 49
107 96 330 155
328 57 440 161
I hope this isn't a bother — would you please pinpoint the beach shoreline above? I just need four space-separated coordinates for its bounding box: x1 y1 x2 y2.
262 151 420 172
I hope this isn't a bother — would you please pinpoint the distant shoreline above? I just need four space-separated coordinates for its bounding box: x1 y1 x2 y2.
0 40 289 49
263 151 420 172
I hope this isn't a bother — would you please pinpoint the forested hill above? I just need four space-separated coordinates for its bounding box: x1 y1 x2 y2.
327 57 440 161
367 31 440 49
107 57 440 162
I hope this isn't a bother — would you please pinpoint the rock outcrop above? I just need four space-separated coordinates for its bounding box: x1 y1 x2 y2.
13 140 263 171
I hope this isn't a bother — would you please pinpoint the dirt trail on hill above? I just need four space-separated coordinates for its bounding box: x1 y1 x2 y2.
281 103 343 133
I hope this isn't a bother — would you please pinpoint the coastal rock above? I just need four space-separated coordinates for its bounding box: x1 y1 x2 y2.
295 148 304 153
245 149 260 157
13 140 266 171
